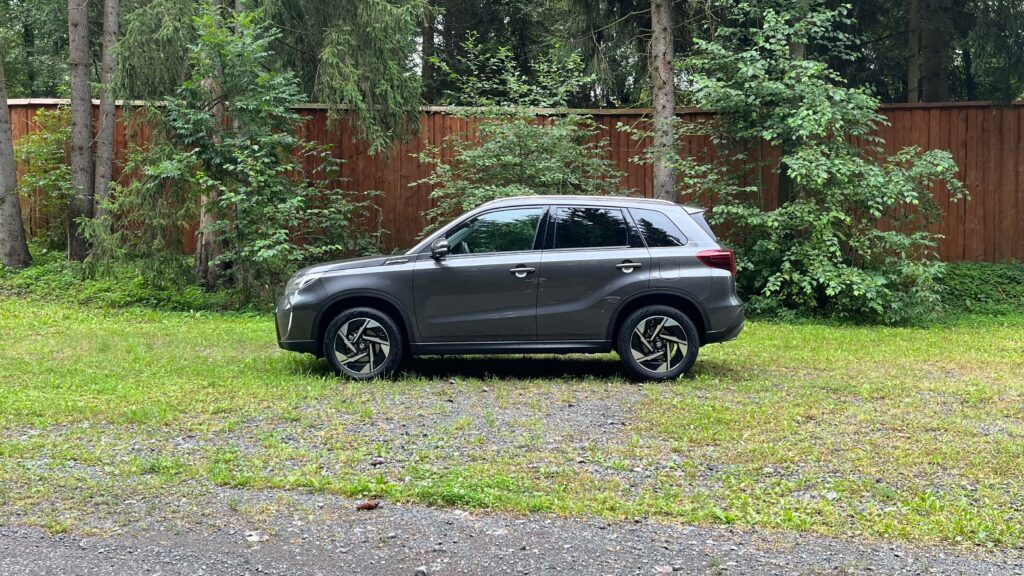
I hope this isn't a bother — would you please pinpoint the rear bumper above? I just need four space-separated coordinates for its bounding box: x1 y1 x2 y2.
703 304 745 345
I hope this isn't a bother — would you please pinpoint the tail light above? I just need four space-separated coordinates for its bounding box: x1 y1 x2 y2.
696 249 736 276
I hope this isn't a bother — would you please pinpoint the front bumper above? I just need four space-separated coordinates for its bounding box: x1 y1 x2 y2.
275 292 321 355
278 337 319 354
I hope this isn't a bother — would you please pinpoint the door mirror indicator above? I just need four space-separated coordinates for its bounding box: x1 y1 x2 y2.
431 238 450 260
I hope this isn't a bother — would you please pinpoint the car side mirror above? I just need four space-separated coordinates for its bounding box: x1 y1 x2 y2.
430 238 450 260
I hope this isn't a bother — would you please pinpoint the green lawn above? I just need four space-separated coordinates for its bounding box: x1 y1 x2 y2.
1 297 1023 547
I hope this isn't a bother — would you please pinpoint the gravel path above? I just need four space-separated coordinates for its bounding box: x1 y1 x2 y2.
1 488 1020 576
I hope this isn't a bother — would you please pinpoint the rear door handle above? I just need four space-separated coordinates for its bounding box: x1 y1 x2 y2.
509 266 536 278
616 261 642 273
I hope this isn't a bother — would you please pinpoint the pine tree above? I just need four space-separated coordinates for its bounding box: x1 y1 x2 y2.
94 0 120 218
66 0 93 261
650 0 676 201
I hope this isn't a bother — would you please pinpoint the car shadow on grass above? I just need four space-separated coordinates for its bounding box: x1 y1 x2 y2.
290 352 732 382
401 355 629 380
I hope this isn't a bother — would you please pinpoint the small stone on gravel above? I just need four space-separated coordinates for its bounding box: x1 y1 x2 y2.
355 500 380 511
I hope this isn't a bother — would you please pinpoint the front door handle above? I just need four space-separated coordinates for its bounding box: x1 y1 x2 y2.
616 261 642 273
509 266 536 278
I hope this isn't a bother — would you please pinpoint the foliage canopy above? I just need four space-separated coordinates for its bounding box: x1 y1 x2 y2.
416 35 629 228
91 6 380 295
14 107 73 249
678 0 966 323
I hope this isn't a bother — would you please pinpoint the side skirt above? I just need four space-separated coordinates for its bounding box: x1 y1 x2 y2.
410 340 613 356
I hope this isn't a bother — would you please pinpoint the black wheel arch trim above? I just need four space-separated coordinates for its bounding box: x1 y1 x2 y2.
605 288 709 343
313 289 416 348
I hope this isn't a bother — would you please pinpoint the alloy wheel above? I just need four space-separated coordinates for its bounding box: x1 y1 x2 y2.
333 317 392 375
629 315 688 373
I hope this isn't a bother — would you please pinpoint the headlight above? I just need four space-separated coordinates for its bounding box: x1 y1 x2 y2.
283 272 323 299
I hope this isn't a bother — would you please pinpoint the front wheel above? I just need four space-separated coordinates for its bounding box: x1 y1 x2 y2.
616 305 699 381
323 307 404 380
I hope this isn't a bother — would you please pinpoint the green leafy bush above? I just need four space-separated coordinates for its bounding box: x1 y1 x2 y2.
415 35 629 228
14 107 73 249
939 262 1024 316
0 247 249 311
677 1 966 324
89 5 381 299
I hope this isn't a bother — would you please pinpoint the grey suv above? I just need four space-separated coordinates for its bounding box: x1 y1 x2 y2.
276 195 744 381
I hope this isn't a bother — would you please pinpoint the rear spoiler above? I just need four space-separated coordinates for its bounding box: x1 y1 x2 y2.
682 205 706 215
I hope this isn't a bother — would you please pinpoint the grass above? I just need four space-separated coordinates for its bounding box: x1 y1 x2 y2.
1 297 1023 548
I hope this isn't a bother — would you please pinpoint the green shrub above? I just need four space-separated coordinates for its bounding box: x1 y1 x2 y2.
674 1 965 325
89 6 381 300
0 247 254 312
940 262 1024 316
14 107 73 249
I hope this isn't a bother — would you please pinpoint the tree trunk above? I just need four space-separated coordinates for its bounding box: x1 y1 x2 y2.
0 53 33 268
787 1 808 61
422 9 436 103
67 0 94 261
778 0 810 208
963 46 975 100
93 0 120 218
906 0 921 102
21 10 37 92
650 0 676 201
195 178 222 289
195 0 226 289
920 0 950 102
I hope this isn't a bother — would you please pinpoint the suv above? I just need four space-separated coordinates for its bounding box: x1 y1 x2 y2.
276 196 744 381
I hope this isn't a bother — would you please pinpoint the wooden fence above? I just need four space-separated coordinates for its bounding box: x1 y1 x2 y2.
7 99 1024 262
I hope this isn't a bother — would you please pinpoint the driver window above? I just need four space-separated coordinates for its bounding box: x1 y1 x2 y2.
446 207 545 255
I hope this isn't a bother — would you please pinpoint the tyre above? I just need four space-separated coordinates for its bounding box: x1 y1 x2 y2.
323 307 404 380
616 305 699 381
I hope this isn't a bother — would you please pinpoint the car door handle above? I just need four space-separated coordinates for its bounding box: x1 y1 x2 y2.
616 261 642 273
509 266 536 278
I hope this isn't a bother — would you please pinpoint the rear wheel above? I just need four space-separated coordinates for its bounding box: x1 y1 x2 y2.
323 307 403 380
617 305 699 381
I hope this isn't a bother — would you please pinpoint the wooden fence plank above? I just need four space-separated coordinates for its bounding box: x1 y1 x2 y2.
1018 109 1024 261
983 109 999 262
951 108 968 261
1000 109 1017 262
964 108 983 261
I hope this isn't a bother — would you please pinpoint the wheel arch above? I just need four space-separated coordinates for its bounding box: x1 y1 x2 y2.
608 291 708 346
314 291 412 356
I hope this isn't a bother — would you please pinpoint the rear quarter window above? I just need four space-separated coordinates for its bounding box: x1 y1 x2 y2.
689 211 718 241
629 208 687 247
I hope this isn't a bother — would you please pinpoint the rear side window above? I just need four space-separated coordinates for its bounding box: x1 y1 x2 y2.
630 208 687 247
552 207 629 249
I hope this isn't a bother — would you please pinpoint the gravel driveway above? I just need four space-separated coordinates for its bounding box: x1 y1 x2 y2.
1 488 1020 576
